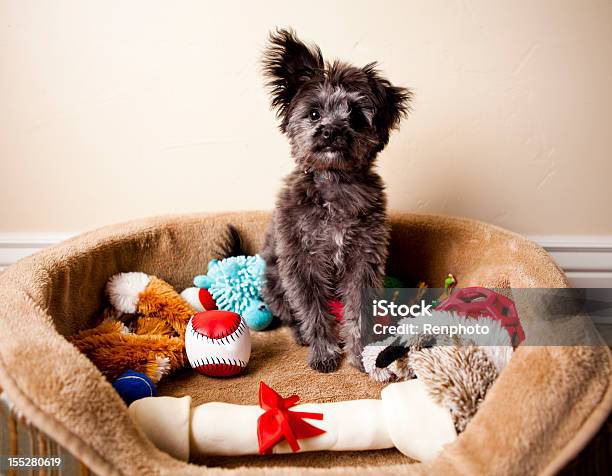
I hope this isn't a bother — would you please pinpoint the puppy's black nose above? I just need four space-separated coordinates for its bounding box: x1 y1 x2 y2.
321 126 336 141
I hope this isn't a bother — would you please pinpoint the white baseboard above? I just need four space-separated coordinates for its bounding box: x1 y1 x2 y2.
529 235 612 288
0 233 74 270
1 233 612 288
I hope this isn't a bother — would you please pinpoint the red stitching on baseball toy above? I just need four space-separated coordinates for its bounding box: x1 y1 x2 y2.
185 310 252 377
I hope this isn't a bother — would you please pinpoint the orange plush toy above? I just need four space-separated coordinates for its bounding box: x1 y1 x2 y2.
70 272 194 383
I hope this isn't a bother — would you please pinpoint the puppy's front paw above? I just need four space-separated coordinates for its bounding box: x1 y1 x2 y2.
308 346 341 373
309 354 341 373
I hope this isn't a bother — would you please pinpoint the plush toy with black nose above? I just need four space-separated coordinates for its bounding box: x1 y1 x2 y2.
362 288 521 433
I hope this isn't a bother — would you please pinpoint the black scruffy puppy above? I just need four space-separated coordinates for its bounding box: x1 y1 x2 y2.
261 29 411 373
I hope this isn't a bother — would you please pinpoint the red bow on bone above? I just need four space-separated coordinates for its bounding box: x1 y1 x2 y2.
257 381 326 454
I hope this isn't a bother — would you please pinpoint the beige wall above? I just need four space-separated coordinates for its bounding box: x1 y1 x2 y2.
1 0 611 235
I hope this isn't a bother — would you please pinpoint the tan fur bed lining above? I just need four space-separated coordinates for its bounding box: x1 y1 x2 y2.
0 212 610 475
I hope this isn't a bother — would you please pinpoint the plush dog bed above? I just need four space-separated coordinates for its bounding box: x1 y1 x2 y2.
0 211 610 475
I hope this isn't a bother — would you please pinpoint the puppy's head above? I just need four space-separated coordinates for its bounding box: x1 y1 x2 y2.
263 29 411 172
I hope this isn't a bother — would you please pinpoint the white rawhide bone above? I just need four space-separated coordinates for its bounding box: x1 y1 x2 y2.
128 379 456 462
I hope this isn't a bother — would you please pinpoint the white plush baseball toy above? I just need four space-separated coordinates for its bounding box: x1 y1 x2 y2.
185 310 251 377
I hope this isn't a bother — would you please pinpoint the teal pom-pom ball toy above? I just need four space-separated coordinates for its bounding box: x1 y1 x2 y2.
194 255 272 331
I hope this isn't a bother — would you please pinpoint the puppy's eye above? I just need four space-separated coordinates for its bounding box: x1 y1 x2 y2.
349 108 368 131
309 109 321 121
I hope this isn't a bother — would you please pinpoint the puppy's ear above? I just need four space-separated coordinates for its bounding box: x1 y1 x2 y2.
363 62 412 144
262 28 324 130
